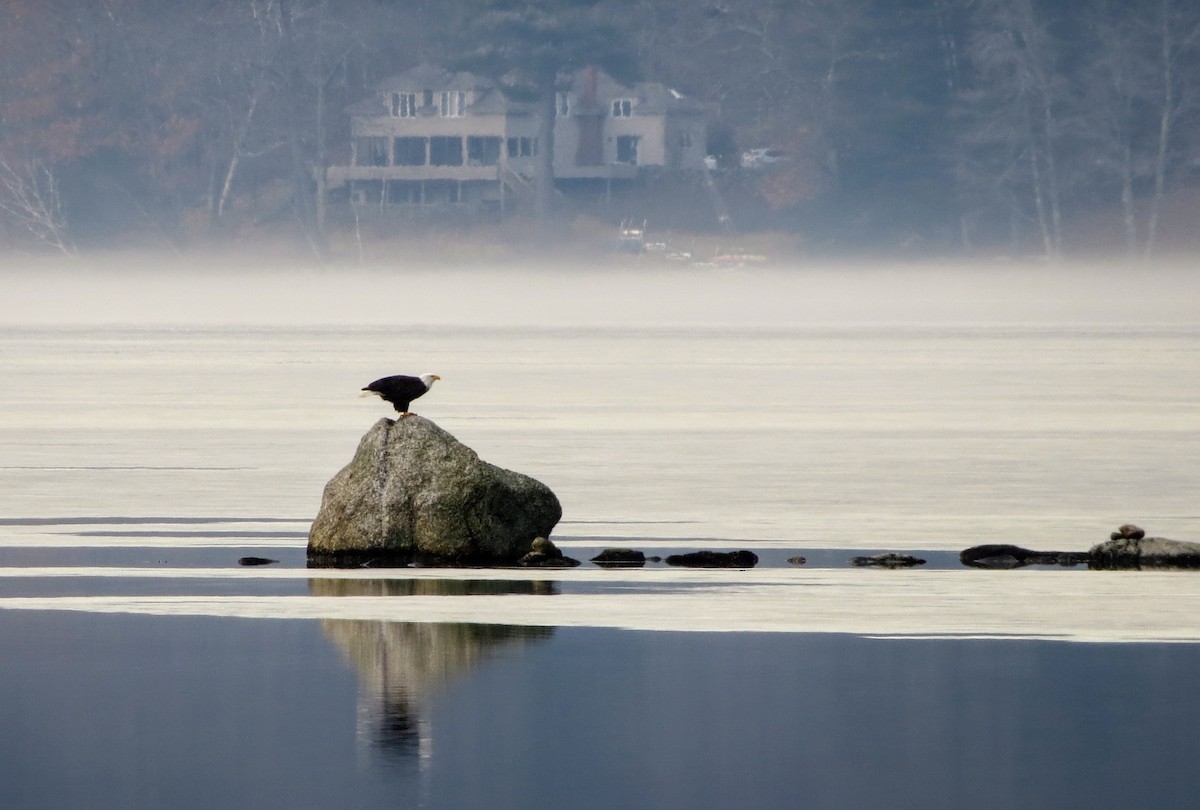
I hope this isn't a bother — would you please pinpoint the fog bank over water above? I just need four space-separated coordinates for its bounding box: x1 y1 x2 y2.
3 256 1198 327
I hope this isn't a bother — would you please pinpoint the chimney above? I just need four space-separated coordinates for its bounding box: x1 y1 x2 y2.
583 66 598 106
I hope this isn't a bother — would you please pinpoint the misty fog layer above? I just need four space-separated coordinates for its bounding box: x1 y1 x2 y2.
4 259 1199 327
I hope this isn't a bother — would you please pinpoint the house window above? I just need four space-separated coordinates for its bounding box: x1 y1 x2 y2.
612 98 633 118
387 180 422 204
393 137 427 166
616 135 640 165
356 136 389 167
429 136 463 166
556 91 571 118
506 137 537 158
440 90 465 117
390 92 417 118
468 136 502 166
424 180 461 205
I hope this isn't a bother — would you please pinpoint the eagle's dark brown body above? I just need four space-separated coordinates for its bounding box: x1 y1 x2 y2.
362 373 440 414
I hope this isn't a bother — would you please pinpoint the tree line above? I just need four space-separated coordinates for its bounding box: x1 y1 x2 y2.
1 0 1197 258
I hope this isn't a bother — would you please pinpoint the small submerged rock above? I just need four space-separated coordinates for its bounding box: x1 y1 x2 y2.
959 544 1089 569
237 556 279 566
590 548 647 568
664 550 758 568
519 537 581 568
850 553 926 568
531 537 558 556
518 553 581 568
1110 524 1146 541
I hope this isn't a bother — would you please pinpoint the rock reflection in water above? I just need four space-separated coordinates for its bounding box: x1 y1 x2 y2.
310 578 554 755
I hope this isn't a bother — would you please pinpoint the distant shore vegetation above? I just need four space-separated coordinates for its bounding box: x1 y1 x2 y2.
2 0 1199 262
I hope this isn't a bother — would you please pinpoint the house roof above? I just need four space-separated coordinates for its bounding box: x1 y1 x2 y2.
346 63 532 116
640 83 713 115
347 63 713 118
565 70 712 116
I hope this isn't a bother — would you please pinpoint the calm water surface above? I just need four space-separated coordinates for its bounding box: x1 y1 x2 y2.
2 262 1199 808
2 320 1197 549
3 613 1199 810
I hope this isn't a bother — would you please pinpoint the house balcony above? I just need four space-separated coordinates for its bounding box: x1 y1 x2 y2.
324 161 641 189
557 163 640 181
325 164 501 188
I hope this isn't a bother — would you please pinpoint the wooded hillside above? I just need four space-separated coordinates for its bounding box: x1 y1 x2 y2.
1 0 1197 258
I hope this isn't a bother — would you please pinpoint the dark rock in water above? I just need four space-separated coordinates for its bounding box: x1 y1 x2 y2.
591 548 647 567
1052 552 1094 566
960 544 1033 568
786 556 807 566
308 416 562 566
850 553 926 568
518 536 580 567
960 544 1089 569
518 551 581 567
1110 523 1146 541
963 551 1023 569
530 536 561 557
665 550 758 568
1089 535 1200 569
237 556 279 566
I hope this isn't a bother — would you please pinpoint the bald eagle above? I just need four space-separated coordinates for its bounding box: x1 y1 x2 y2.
361 373 440 416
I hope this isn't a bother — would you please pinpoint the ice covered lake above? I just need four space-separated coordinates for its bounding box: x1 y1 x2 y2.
2 258 1200 808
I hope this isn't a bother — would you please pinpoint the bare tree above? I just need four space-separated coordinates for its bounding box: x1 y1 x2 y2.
1087 9 1138 255
1142 0 1200 257
0 158 74 254
1076 0 1200 258
960 0 1074 258
205 1 289 228
625 0 874 211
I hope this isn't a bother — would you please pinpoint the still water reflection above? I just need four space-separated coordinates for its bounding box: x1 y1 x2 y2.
299 582 1200 809
2 610 1199 809
311 578 554 755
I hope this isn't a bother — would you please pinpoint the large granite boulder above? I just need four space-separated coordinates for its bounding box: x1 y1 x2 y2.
308 417 561 566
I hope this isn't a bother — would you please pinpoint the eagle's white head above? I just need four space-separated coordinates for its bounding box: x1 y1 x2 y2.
420 373 441 389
